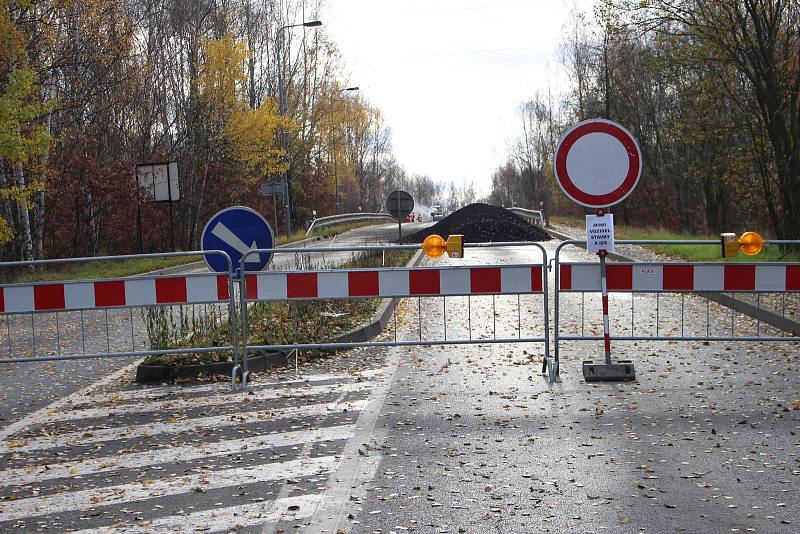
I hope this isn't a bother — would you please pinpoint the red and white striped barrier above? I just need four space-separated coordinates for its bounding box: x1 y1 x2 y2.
245 265 544 301
560 263 800 292
0 274 230 314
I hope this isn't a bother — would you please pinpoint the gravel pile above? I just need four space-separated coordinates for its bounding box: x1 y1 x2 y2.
403 203 551 243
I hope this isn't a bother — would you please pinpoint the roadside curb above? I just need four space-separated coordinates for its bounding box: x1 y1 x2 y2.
135 351 285 383
545 227 800 335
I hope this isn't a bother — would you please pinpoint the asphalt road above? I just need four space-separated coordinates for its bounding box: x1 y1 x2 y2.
337 244 799 533
0 221 432 428
1 238 797 533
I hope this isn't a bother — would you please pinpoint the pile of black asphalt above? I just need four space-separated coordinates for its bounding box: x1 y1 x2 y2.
402 203 551 243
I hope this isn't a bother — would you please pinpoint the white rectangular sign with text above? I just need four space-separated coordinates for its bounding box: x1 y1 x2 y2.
586 214 615 253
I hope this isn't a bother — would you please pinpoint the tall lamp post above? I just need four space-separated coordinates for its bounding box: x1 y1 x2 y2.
334 86 358 215
278 19 322 237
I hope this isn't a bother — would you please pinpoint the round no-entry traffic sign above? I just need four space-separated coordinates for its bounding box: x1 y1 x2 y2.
553 119 642 208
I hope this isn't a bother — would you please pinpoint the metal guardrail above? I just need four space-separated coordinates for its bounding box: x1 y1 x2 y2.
305 213 396 236
507 207 545 227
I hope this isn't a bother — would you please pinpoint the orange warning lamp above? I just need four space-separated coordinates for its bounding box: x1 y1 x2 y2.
422 234 446 258
739 231 764 256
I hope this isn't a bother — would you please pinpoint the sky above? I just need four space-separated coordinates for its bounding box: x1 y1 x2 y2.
322 0 593 195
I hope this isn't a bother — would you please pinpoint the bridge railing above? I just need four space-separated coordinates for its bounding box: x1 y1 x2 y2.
305 213 397 236
506 207 545 226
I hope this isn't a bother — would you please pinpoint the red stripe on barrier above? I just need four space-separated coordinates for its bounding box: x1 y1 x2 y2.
0 287 4 313
156 277 188 304
470 268 501 293
409 269 440 295
216 275 229 300
787 266 800 291
663 265 694 291
245 275 258 300
349 271 379 296
34 284 65 311
95 280 126 307
560 265 572 290
607 265 632 290
287 273 318 298
531 266 543 292
724 265 755 291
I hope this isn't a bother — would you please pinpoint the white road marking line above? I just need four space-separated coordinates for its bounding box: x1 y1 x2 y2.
0 400 367 454
24 381 369 425
0 456 336 523
69 370 384 407
68 493 322 534
307 349 401 531
1 425 353 487
261 389 354 534
0 362 140 442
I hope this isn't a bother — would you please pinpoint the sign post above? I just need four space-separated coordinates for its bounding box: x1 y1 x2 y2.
260 181 287 237
385 190 414 243
554 118 642 382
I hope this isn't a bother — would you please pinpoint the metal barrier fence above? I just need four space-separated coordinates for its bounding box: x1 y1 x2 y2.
552 239 800 378
0 251 242 380
6 239 800 388
238 242 555 385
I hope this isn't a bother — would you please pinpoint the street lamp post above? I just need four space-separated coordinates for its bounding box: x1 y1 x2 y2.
277 19 322 237
334 86 358 215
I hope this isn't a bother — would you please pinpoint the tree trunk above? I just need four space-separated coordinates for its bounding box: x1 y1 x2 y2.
33 190 44 259
13 160 34 263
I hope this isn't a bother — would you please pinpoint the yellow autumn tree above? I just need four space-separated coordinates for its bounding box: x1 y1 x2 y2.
0 0 55 247
198 33 288 186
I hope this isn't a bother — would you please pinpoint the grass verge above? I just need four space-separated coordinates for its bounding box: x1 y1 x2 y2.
2 220 390 285
550 216 799 262
0 255 204 285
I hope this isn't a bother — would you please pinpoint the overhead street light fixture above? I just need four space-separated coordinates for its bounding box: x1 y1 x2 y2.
277 18 323 237
334 85 359 214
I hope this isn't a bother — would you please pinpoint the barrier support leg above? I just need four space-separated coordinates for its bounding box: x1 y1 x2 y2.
582 244 635 382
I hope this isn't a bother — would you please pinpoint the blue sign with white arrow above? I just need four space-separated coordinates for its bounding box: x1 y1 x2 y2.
201 206 274 275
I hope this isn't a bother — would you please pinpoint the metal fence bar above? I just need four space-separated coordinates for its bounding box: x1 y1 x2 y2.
30 315 36 357
246 337 548 353
56 312 61 356
1 345 235 364
443 297 447 341
80 310 86 354
492 295 497 340
559 335 799 342
468 296 472 340
418 298 422 341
